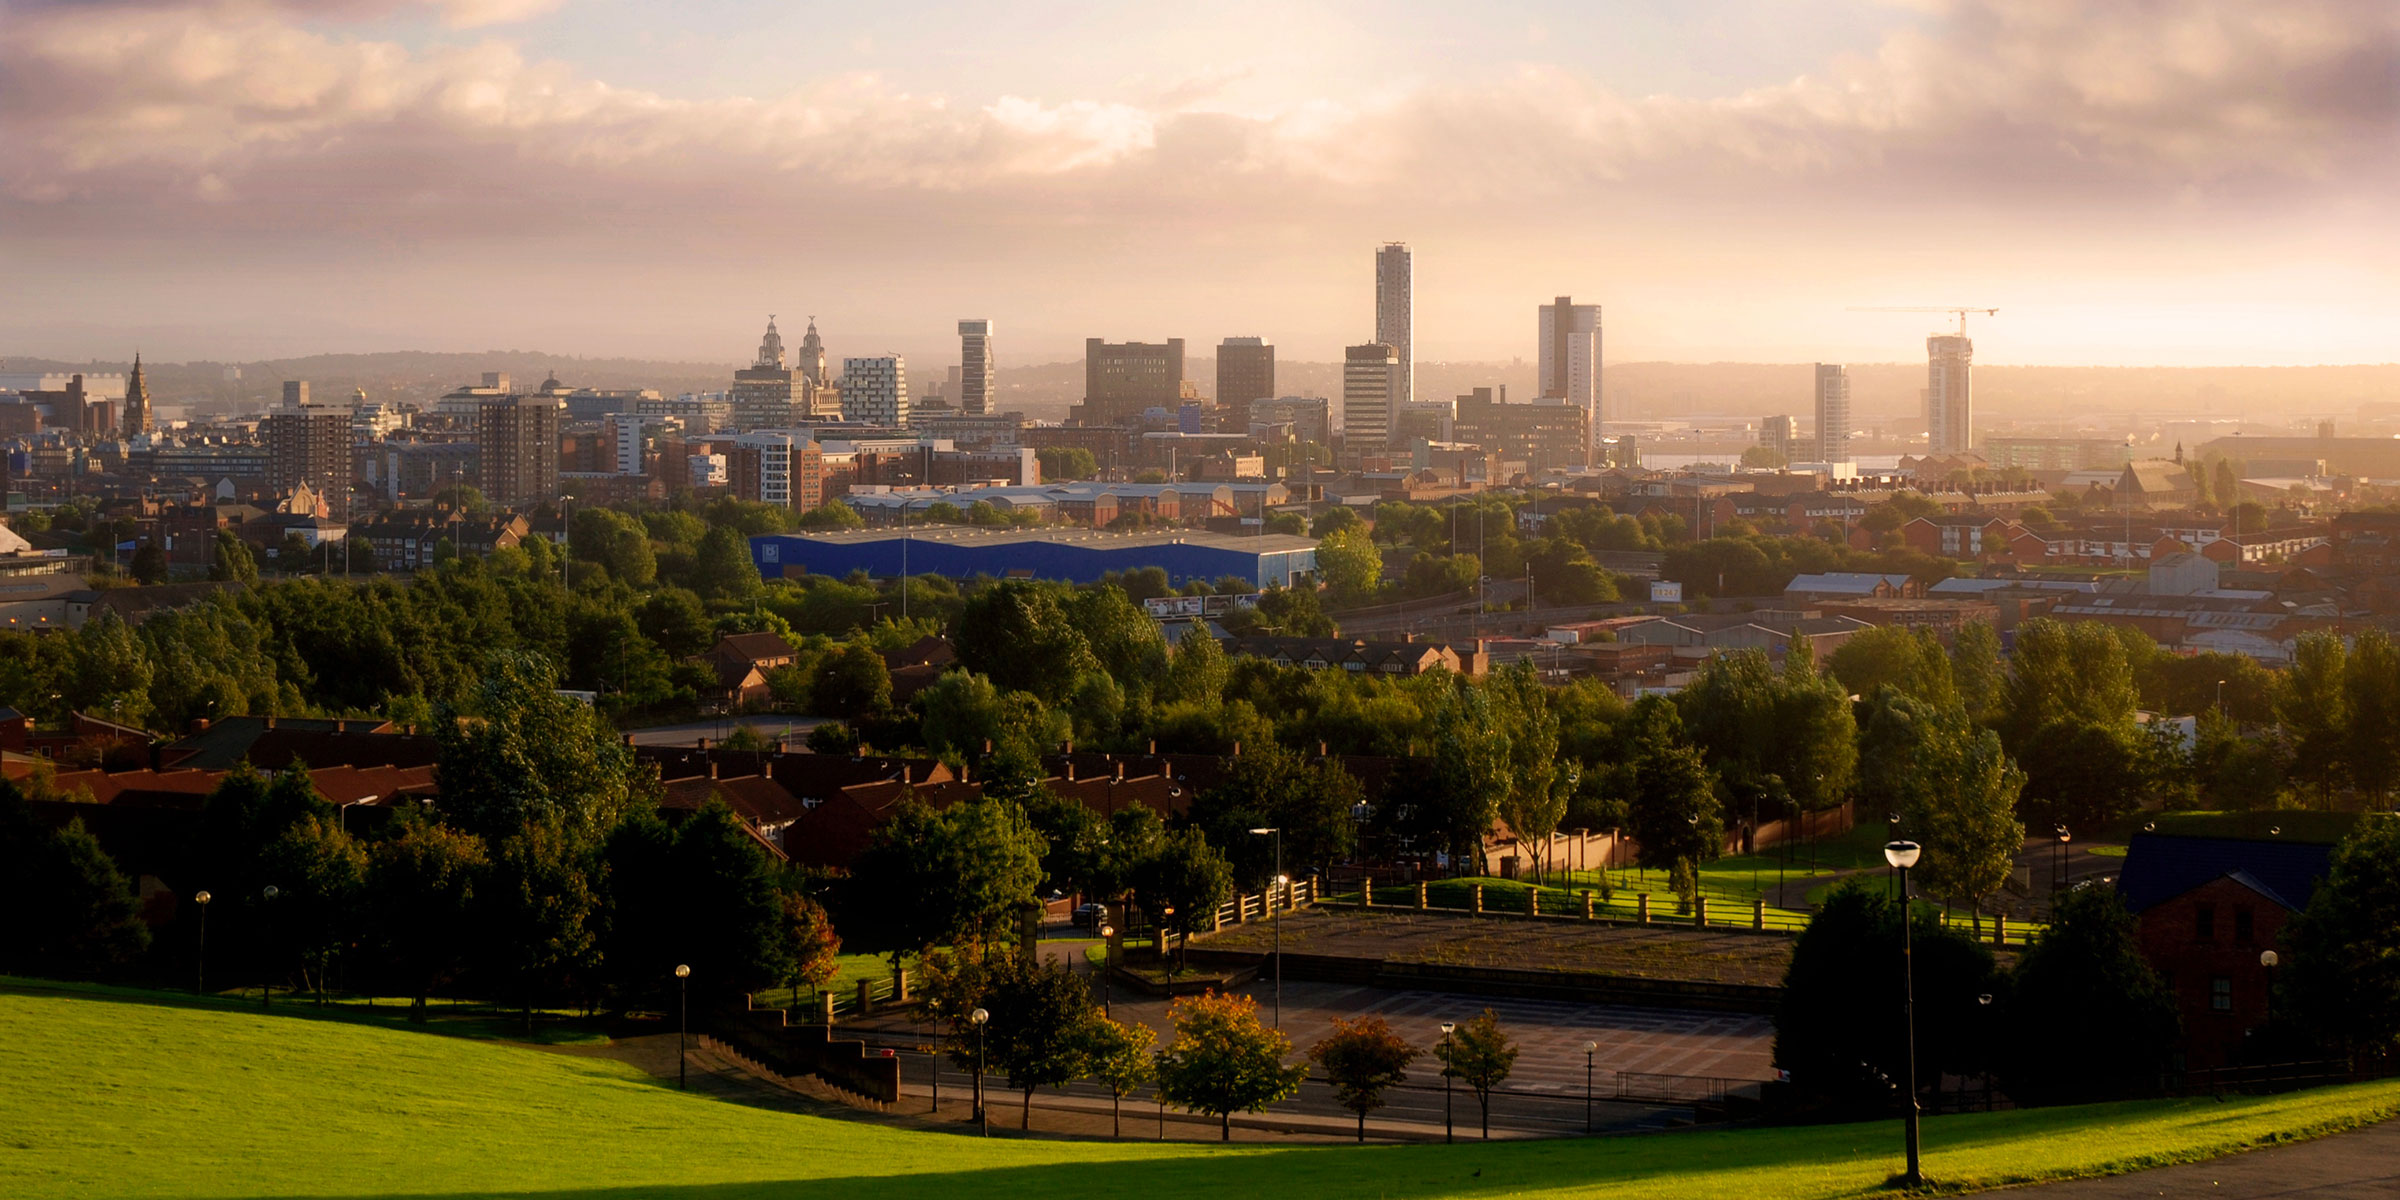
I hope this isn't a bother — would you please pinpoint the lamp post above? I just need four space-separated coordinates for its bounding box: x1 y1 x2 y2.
1885 839 1924 1190
193 890 212 996
674 964 691 1090
2216 678 2227 717
1584 1040 1598 1133
260 885 279 1008
2052 824 2071 908
971 1006 991 1136
2260 949 2280 1030
1439 1021 1457 1144
927 998 942 1116
1098 924 1115 1017
1249 827 1284 1028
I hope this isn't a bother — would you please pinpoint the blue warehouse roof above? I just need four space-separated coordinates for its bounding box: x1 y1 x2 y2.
751 527 1320 588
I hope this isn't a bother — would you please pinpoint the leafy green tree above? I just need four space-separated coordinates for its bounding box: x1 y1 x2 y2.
795 501 865 530
2282 815 2400 1062
364 817 488 1021
1066 585 1166 687
809 641 892 717
1131 828 1233 967
276 533 314 575
1999 618 2139 750
1153 990 1308 1140
1035 446 1099 482
2001 885 2178 1105
435 652 646 841
954 581 1101 703
64 611 154 726
2279 630 2350 806
0 782 149 978
2212 459 2239 509
257 813 367 1002
1620 699 1722 874
1949 621 2004 725
1827 626 1959 711
477 823 600 1034
2014 716 2147 830
129 540 168 584
1434 1009 1519 1139
570 508 657 587
977 954 1097 1128
604 801 794 1007
1773 879 1997 1110
1860 691 2026 930
2344 629 2400 801
691 524 763 602
1078 1014 1157 1138
1487 663 1576 881
1313 525 1383 600
2190 708 2288 810
918 672 1066 766
1223 585 1336 638
209 531 259 583
1187 743 1362 886
1310 506 1363 538
1309 1016 1420 1141
1677 648 1853 814
1402 681 1511 871
1158 625 1230 706
635 588 716 659
850 797 1045 955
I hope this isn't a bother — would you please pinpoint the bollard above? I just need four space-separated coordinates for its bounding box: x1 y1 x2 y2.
1694 896 1708 928
1362 878 1374 908
1583 891 1595 921
1416 881 1428 910
1637 893 1651 924
1471 884 1483 915
1527 888 1540 918
818 991 835 1026
1754 899 1767 931
895 968 911 1003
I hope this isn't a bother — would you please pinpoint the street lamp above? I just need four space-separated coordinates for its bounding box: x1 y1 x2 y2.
1439 1021 1457 1144
1885 839 1924 1190
193 890 212 996
674 964 691 1091
971 1007 991 1136
2216 678 2227 717
1249 827 1284 1029
1584 1040 1599 1133
260 885 280 1008
1098 924 1115 1017
2260 949 2280 1029
927 998 942 1116
2052 824 2071 907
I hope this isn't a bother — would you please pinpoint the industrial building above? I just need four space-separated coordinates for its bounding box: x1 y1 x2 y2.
750 527 1319 589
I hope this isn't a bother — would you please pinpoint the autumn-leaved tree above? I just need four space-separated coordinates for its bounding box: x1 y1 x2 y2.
1308 1016 1420 1141
1434 1009 1520 1139
1153 990 1307 1140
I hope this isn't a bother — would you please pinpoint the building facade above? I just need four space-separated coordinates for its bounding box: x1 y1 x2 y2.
1926 335 1973 455
1536 296 1601 465
1375 243 1413 410
1215 337 1274 435
476 394 560 506
731 317 798 430
122 354 152 437
1814 363 1853 464
732 430 824 511
1760 414 1794 464
1341 343 1402 458
957 319 994 416
840 356 908 427
1076 338 1185 426
264 405 353 517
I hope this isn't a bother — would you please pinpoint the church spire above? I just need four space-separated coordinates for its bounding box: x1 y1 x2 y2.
123 351 152 437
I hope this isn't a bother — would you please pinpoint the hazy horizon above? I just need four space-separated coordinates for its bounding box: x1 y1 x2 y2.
4 0 2393 367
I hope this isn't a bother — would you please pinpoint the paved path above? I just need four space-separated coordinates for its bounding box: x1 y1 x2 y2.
2014 1115 2400 1196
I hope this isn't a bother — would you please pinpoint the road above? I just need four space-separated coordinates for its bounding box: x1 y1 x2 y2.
625 715 824 747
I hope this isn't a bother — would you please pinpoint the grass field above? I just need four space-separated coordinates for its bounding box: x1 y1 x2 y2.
5 983 2398 1200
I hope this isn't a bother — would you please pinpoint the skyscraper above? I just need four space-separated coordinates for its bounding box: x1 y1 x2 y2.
282 380 310 409
1926 335 1973 454
1536 296 1603 467
957 319 994 416
841 356 908 426
1341 342 1401 456
731 316 798 430
1215 337 1274 434
122 353 151 437
1814 364 1853 464
477 393 560 506
1760 414 1795 465
1375 244 1413 409
264 403 352 517
1074 338 1185 425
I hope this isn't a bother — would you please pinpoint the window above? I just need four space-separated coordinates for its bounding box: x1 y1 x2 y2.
2195 904 2216 942
2211 977 2233 1012
2234 907 2254 944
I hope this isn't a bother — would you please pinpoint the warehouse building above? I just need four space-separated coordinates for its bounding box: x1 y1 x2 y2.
750 527 1318 589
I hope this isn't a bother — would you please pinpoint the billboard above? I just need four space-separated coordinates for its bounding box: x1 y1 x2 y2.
1144 593 1260 619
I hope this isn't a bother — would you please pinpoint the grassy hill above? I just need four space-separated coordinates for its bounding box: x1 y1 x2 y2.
2 983 2396 1199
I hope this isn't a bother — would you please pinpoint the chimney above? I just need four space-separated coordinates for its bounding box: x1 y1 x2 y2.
763 759 775 780
622 733 634 747
959 763 970 784
1062 738 1073 755
772 739 785 753
188 718 211 735
1064 761 1075 782
1114 761 1126 781
1318 740 1328 758
1147 739 1157 755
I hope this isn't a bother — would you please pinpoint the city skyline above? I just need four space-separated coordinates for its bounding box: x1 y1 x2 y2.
2 1 2391 367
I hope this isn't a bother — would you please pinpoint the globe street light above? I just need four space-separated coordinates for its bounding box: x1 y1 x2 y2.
927 998 942 1116
1584 1040 1599 1133
674 964 692 1090
193 890 212 997
1098 924 1116 1018
2260 949 2280 1029
260 885 280 1008
1249 827 1284 1028
1885 839 1924 1190
1439 1021 1457 1144
970 1007 991 1137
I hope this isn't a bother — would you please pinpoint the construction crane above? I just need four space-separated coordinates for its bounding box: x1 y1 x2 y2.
1849 306 1998 337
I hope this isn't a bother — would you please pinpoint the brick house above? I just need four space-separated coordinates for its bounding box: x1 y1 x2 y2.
2118 832 2335 1071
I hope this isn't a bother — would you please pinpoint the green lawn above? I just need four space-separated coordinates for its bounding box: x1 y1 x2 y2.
5 983 2398 1200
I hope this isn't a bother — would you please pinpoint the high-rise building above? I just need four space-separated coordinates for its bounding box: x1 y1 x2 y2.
1761 415 1795 465
731 316 798 430
1075 338 1185 425
841 356 908 426
1537 296 1602 467
264 404 352 517
1926 335 1973 455
477 393 560 506
282 380 310 409
1375 243 1413 409
1452 386 1589 474
797 318 828 387
1341 343 1402 456
1215 337 1274 435
732 430 824 511
957 319 994 416
1814 364 1853 464
606 415 647 476
122 353 152 437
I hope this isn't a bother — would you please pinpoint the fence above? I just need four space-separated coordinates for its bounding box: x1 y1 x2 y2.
1321 880 2042 947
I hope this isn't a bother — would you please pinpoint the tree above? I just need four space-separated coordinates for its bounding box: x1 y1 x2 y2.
1827 626 1958 711
782 892 842 1002
1620 700 1722 876
953 581 1101 703
809 641 892 716
1313 525 1383 600
1077 1014 1157 1138
2002 885 2178 1105
276 533 315 575
1131 828 1233 969
635 588 716 660
2014 716 2147 830
1309 1016 1420 1141
1998 618 2138 750
1773 879 1996 1111
2280 630 2350 806
1157 625 1230 706
1399 681 1512 872
2345 629 2400 802
1858 691 2025 930
209 531 259 583
363 818 488 1021
2282 815 2400 1062
476 823 599 1034
1187 743 1362 886
977 954 1098 1128
849 797 1045 956
1310 506 1363 538
1677 648 1853 814
2212 459 2239 509
692 524 763 602
1153 990 1307 1140
1036 446 1099 481
570 508 656 587
1950 621 2004 725
1434 1009 1519 1139
1223 585 1336 638
796 501 865 530
0 782 149 978
129 540 168 584
256 813 367 1002
435 652 646 842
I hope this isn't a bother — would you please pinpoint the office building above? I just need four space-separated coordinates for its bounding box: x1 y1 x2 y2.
122 354 152 437
1075 338 1185 425
606 415 647 476
1537 296 1602 466
1926 336 1973 455
731 316 799 430
1761 415 1795 465
282 380 310 409
1341 343 1402 456
841 356 908 426
1815 364 1853 464
797 318 828 387
477 393 560 506
957 320 995 416
264 404 353 517
1251 396 1331 445
1452 386 1589 473
1215 337 1274 435
732 430 824 511
1375 243 1413 409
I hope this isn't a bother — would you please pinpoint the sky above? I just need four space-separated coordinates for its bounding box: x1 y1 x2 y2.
1 0 2394 368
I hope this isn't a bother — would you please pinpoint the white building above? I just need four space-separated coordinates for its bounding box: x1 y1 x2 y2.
957 319 994 416
1375 242 1413 410
841 356 908 426
1536 296 1602 466
1341 343 1401 456
1814 363 1853 464
1926 335 1972 455
606 414 648 476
